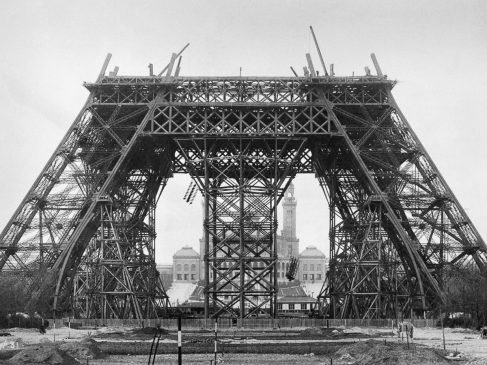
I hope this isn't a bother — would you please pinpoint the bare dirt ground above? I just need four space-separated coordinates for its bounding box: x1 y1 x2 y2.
0 325 486 364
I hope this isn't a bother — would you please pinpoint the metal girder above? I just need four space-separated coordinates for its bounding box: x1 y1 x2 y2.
72 193 168 319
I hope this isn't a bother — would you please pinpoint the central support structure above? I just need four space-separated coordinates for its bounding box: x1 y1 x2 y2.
177 138 306 318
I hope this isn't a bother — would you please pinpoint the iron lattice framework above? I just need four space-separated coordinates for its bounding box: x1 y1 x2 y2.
176 138 306 318
0 53 485 319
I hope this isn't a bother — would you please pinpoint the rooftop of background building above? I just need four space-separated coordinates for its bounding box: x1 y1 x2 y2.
173 245 200 258
299 245 326 258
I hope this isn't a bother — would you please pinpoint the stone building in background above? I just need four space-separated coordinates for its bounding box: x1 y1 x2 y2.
172 245 201 283
298 245 326 283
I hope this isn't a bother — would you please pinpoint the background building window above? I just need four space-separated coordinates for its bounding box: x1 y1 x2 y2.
310 274 314 281
303 264 308 271
317 264 322 271
191 264 196 272
184 264 189 271
289 303 295 310
317 274 322 280
310 264 315 271
278 303 283 310
176 264 182 272
184 274 188 280
301 303 307 310
191 274 195 280
177 274 182 280
303 274 307 280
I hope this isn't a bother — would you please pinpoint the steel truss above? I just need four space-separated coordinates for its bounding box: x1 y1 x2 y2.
176 138 306 318
313 91 487 317
1 54 486 319
72 170 169 319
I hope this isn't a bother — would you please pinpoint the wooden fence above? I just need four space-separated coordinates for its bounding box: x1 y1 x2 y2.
47 317 438 330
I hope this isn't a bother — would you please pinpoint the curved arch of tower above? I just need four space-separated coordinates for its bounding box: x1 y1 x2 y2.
0 48 485 320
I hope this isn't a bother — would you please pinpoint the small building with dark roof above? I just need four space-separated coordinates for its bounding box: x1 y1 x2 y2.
277 281 316 314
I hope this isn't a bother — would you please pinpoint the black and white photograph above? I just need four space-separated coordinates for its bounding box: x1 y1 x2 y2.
0 1 486 364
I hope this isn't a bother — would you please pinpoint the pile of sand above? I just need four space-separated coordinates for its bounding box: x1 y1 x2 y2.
335 340 451 364
58 338 103 360
6 345 79 364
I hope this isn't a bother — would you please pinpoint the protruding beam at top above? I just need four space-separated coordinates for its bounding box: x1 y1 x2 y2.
370 53 384 77
306 53 316 77
108 66 119 77
309 26 329 76
158 43 190 77
97 53 112 82
290 66 298 77
174 56 183 77
165 53 178 77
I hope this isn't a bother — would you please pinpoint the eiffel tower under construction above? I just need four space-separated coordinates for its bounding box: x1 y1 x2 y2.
0 32 486 320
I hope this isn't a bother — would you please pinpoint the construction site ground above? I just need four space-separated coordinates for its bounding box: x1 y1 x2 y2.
0 324 486 364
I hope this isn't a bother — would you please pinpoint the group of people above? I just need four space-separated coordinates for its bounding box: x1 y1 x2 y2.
397 320 414 339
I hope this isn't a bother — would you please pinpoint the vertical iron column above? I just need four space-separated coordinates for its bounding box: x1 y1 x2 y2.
204 136 210 319
239 138 245 320
176 137 306 319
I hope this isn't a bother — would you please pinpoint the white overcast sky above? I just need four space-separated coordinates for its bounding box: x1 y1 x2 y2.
0 0 486 265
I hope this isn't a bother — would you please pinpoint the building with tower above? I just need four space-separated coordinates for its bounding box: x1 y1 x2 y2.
276 184 300 281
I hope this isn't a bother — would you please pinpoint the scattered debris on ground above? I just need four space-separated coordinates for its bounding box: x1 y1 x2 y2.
1 325 487 364
334 340 451 364
301 326 376 338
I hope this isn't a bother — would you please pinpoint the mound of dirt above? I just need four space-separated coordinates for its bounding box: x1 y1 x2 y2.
336 340 373 357
94 330 125 339
58 338 103 360
94 326 169 340
335 340 451 364
302 327 368 338
7 345 80 364
130 327 169 336
301 327 323 336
